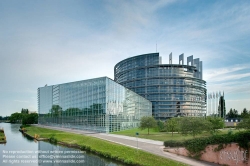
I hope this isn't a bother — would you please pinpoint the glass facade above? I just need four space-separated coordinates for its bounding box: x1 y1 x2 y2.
38 77 152 133
114 53 207 120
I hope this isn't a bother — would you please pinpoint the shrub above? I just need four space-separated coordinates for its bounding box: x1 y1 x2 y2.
164 140 184 147
164 131 250 157
49 135 57 144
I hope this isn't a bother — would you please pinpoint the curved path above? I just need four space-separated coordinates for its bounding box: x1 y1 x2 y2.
35 125 220 166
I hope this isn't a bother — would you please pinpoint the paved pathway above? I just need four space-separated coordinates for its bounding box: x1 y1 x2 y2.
34 125 220 166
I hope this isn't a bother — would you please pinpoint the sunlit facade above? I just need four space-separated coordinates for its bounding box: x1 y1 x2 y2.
114 53 206 120
38 77 152 133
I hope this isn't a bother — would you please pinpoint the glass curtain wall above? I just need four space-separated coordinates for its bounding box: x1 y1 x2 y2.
114 53 207 120
38 77 152 133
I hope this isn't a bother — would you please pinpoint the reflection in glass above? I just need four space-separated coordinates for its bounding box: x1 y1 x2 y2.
114 53 206 120
38 77 152 133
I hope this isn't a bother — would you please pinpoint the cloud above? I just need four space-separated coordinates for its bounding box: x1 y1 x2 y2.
204 64 250 80
205 63 250 96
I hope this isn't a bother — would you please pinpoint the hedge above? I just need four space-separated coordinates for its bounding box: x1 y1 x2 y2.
164 131 250 156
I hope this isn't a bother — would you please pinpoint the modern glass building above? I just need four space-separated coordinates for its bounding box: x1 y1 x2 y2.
114 53 206 120
38 77 152 133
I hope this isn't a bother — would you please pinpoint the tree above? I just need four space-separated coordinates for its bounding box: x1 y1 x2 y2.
240 108 249 119
157 120 165 132
226 108 239 118
139 116 157 135
180 117 211 137
9 112 23 123
22 113 38 125
206 117 224 133
218 96 226 118
165 117 179 136
21 108 29 114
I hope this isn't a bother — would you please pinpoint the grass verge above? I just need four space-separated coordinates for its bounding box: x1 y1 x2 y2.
25 126 186 166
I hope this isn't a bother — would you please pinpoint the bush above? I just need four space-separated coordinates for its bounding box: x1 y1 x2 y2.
164 131 250 157
236 118 250 130
49 135 57 144
164 140 184 147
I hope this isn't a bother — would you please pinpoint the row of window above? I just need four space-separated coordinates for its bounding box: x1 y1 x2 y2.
115 54 159 73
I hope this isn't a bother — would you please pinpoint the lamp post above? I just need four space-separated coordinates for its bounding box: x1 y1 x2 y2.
136 132 139 152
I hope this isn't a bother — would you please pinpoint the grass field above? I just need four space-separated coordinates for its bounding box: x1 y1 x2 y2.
111 127 240 141
25 126 186 166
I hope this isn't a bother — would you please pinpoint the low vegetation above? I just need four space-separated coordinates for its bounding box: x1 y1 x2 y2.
164 130 250 158
9 109 38 125
0 132 5 139
236 117 250 130
0 129 6 143
24 126 186 166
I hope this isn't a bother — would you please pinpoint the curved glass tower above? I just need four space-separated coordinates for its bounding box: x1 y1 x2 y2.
114 53 206 120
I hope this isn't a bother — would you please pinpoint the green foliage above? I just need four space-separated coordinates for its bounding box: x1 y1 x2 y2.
179 117 211 137
165 117 180 136
218 96 226 118
206 117 224 133
240 108 249 119
0 132 5 141
0 116 8 120
21 108 29 114
49 135 58 144
236 117 250 130
140 116 157 134
9 112 23 123
226 108 239 118
164 130 250 158
156 120 165 132
9 109 37 124
22 113 38 125
164 140 184 147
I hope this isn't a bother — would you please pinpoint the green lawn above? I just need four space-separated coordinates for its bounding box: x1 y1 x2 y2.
25 126 186 166
111 128 240 141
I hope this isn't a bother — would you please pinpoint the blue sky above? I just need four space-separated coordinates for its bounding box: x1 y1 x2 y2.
0 0 249 116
